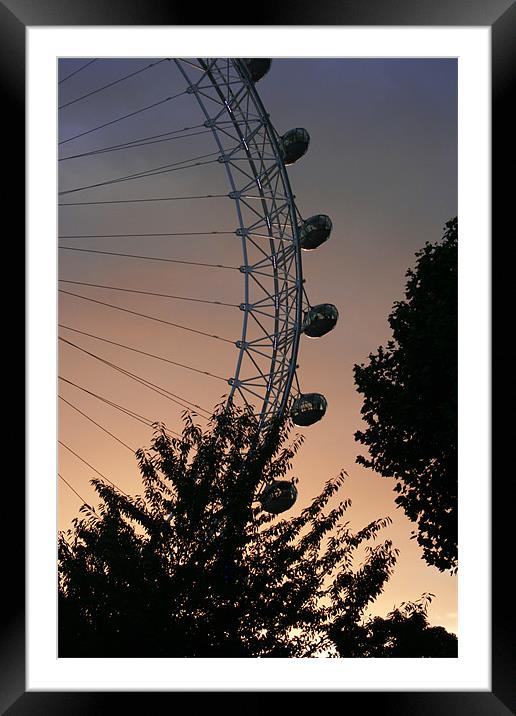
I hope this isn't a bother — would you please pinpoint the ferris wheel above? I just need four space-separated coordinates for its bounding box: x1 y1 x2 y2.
58 58 339 515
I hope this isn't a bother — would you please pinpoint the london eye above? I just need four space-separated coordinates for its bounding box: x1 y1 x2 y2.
58 58 339 515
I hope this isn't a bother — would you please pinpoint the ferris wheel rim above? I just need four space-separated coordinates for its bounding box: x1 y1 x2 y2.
175 57 303 428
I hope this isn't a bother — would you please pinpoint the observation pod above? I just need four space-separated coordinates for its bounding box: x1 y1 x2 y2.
260 480 298 514
291 393 327 426
298 214 333 250
302 303 339 338
280 128 310 166
241 58 272 83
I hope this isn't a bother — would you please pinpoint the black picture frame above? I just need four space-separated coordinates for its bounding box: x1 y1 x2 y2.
6 0 511 712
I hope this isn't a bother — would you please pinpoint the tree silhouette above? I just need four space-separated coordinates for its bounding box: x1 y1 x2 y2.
59 403 403 658
354 218 458 573
330 594 457 658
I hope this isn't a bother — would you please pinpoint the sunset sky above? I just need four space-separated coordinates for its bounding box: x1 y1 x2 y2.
58 57 458 634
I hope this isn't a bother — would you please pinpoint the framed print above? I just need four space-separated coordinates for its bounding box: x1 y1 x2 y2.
5 0 512 711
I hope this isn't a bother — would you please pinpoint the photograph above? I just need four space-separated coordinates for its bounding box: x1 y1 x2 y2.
57 56 459 659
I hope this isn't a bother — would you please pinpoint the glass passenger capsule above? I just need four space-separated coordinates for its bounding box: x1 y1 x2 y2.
302 303 339 338
241 58 272 83
298 214 333 250
290 393 327 426
280 128 310 166
260 480 298 514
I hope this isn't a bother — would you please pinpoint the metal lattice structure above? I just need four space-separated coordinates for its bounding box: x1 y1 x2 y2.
58 56 338 514
176 58 304 427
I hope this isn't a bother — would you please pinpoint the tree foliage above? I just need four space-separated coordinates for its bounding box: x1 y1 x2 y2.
330 594 457 658
59 403 403 658
354 218 458 572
